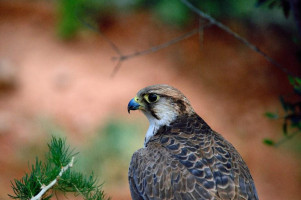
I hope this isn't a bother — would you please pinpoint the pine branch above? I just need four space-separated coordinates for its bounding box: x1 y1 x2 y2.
9 137 108 200
31 157 74 200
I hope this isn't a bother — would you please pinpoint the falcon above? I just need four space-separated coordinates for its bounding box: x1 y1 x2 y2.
127 84 259 200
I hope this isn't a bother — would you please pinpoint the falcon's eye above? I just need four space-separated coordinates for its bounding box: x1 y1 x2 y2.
145 93 159 103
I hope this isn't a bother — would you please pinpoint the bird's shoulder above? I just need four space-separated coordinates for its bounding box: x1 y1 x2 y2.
150 113 258 200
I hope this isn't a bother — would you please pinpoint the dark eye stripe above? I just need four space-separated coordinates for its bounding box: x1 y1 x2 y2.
150 109 160 120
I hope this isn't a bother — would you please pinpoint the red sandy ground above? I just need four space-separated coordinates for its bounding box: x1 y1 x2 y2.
0 1 300 200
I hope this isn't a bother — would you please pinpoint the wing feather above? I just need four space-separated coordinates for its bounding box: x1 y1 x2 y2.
129 144 213 200
128 114 258 200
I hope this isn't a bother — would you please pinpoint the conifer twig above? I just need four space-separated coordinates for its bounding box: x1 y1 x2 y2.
31 157 75 200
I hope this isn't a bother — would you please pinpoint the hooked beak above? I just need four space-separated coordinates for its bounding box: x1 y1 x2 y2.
128 97 142 113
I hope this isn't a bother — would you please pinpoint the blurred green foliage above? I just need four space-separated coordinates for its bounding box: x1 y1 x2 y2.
256 0 291 17
191 0 256 18
264 111 279 119
153 0 190 26
56 0 114 39
258 0 301 150
78 118 144 186
57 0 83 39
264 76 301 147
56 0 265 39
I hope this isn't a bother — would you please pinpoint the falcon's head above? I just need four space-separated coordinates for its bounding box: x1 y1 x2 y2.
128 84 194 127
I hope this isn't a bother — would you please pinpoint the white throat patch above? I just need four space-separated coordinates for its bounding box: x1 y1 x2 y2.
143 104 178 147
144 122 157 147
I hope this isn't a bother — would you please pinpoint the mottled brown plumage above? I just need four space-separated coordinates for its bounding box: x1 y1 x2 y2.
128 85 258 200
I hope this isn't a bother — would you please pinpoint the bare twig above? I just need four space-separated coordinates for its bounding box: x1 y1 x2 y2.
79 19 123 56
111 28 202 61
110 59 122 77
274 131 300 147
79 2 297 77
180 0 296 77
110 23 213 75
198 18 206 48
78 18 125 77
79 18 213 76
31 157 75 200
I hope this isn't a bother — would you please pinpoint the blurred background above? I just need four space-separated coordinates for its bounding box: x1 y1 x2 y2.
0 0 301 199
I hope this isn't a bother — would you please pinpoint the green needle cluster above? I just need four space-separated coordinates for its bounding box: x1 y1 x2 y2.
9 137 108 200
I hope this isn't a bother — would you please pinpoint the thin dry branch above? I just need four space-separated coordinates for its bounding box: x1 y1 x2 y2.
79 18 123 57
78 19 125 77
110 59 122 77
111 25 211 62
79 18 213 76
180 0 296 77
274 131 300 147
110 23 213 76
79 2 298 77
